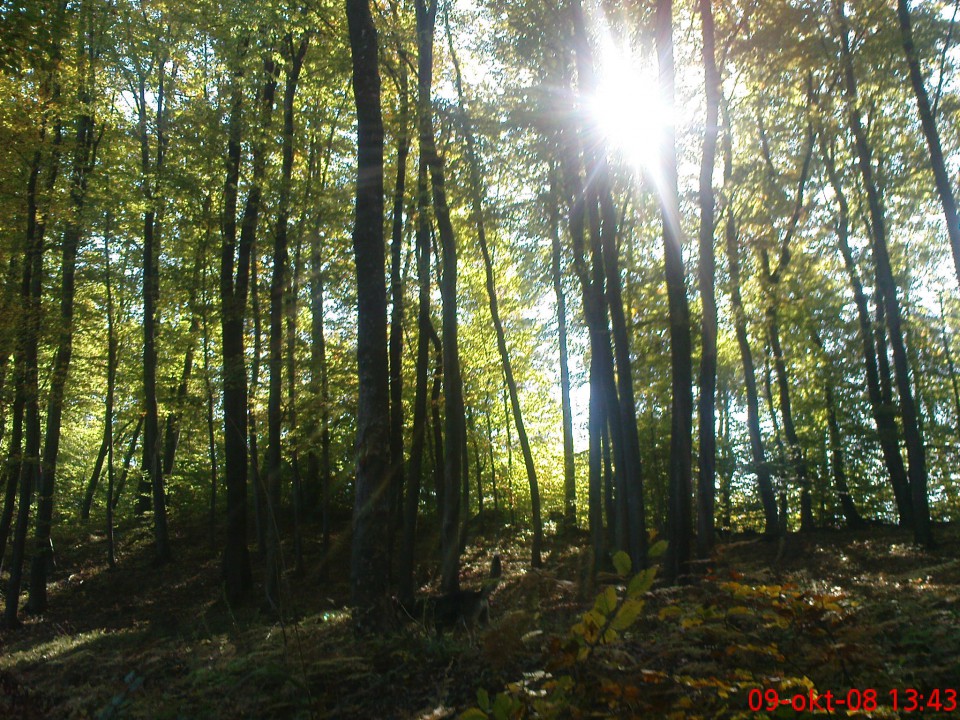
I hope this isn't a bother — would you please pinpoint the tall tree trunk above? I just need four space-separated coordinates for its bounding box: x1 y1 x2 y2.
547 166 577 529
567 0 644 566
752 108 816 534
265 33 307 611
718 376 732 530
836 0 932 547
136 60 171 563
764 297 814 531
399 161 432 606
416 0 464 594
250 247 265 555
6 34 64 618
347 0 391 629
29 51 100 608
202 264 219 552
0 258 24 565
162 235 204 484
810 328 862 527
721 102 779 535
696 0 720 558
104 224 118 568
657 0 694 581
287 228 305 578
445 19 542 567
388 58 409 570
897 0 960 288
5 146 49 627
220 47 276 604
308 225 332 573
820 140 913 525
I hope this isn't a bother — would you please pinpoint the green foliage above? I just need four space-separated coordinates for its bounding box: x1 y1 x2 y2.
460 544 662 719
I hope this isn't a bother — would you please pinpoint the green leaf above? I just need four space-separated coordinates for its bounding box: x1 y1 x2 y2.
648 539 668 558
492 692 517 720
477 688 490 711
612 550 632 576
627 567 657 597
594 585 618 615
459 710 489 720
610 598 646 631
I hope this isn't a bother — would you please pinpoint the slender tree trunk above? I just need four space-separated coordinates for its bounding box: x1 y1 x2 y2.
81 434 110 521
29 69 100 609
162 245 203 483
567 0 644 566
5 147 46 626
308 226 332 573
445 20 542 566
265 33 307 611
220 47 276 604
485 400 499 521
347 0 391 629
765 300 814 531
6 45 64 619
657 0 694 580
389 58 409 570
0 362 24 569
250 250 265 555
417 0 465 593
939 294 960 440
136 61 171 563
718 376 732 530
113 416 143 509
202 266 218 552
287 231 305 577
811 328 862 527
821 141 913 525
897 0 960 288
696 0 720 558
399 161 431 605
836 0 932 546
105 226 118 568
721 103 779 535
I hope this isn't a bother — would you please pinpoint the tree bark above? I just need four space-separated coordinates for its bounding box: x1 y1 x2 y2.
265 33 308 611
696 0 720 558
836 0 932 546
657 0 694 581
896 0 960 289
445 19 542 566
347 0 391 630
820 139 913 525
547 166 577 529
220 46 276 604
721 102 779 535
134 58 171 563
416 0 465 593
388 56 409 569
399 160 431 605
811 328 862 527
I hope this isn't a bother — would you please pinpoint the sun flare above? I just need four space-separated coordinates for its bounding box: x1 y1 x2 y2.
589 36 664 171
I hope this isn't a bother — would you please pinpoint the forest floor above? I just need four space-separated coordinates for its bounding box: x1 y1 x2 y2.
1 514 959 719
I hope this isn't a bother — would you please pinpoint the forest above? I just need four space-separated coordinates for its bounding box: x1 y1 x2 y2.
2 0 960 716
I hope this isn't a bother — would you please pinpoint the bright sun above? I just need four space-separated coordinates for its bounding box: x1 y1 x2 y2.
589 36 664 172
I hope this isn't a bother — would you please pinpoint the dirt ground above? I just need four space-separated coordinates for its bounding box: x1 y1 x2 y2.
2 515 959 718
